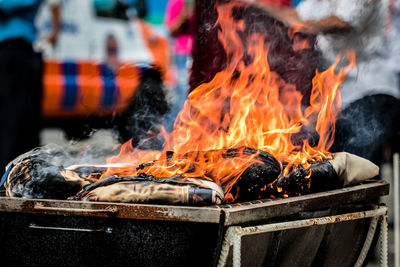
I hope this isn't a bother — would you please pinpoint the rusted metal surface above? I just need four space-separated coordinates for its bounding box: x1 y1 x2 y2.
0 181 389 225
222 180 389 226
0 197 223 223
33 203 119 215
236 207 387 235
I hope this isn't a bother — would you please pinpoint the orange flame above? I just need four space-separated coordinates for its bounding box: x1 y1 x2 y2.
99 2 355 201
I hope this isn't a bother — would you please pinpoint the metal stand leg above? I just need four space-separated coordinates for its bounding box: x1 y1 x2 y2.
232 234 241 267
380 215 388 267
218 226 241 267
217 205 388 267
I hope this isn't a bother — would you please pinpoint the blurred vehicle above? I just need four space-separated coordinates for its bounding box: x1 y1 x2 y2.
35 0 173 140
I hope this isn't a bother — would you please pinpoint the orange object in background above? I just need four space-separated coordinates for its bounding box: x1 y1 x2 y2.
41 60 140 119
42 61 64 118
41 20 173 120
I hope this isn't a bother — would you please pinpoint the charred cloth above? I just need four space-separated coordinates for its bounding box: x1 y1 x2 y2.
2 146 379 205
3 154 224 205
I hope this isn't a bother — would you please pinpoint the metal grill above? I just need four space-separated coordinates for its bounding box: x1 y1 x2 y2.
0 180 389 267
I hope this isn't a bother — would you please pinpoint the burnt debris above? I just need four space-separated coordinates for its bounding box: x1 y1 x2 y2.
228 147 282 201
3 154 224 205
276 161 340 197
3 147 348 205
4 157 87 199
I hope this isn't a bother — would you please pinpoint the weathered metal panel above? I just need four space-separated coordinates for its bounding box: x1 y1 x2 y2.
0 181 389 225
0 197 223 223
222 181 389 226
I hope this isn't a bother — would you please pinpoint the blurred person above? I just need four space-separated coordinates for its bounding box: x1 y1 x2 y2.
257 0 400 164
0 0 60 172
164 0 195 127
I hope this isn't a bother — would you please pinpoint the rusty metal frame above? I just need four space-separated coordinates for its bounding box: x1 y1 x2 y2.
217 205 388 267
0 196 223 223
220 180 389 226
0 181 389 225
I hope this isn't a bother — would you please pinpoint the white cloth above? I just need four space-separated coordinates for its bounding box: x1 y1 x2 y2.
329 152 379 186
297 0 399 107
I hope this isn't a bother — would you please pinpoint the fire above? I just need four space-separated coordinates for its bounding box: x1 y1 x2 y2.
98 2 355 201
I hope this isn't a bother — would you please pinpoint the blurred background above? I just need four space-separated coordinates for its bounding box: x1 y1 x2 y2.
0 0 399 266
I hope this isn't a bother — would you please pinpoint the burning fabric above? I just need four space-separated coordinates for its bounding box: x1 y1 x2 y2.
0 2 380 205
1 147 224 205
2 146 378 205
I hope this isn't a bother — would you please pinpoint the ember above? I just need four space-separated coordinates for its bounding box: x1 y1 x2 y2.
4 1 378 205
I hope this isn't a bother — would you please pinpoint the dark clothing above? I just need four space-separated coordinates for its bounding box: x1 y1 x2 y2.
0 38 42 171
190 0 318 107
331 94 400 165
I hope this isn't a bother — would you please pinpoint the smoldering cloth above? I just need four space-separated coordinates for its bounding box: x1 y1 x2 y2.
2 155 224 206
2 145 378 205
